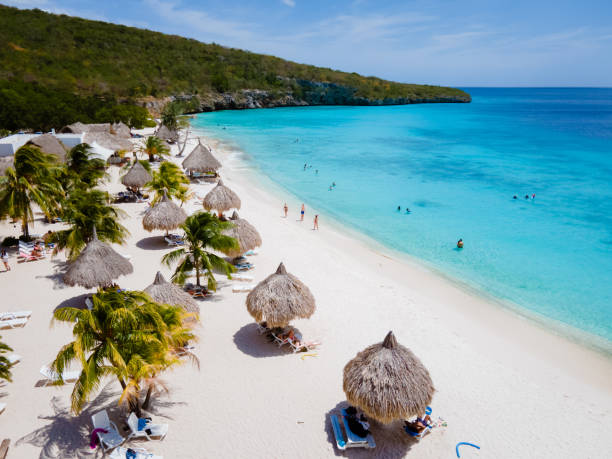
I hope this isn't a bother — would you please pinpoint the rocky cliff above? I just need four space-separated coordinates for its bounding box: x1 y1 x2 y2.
140 79 471 116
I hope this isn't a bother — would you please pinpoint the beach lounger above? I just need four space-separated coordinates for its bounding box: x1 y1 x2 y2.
331 414 347 450
109 446 162 459
91 410 125 452
340 409 376 449
232 284 254 293
17 251 40 262
244 249 259 256
39 365 80 385
230 273 253 282
164 237 183 246
404 424 432 440
0 311 32 321
256 322 269 335
126 412 169 441
118 252 132 260
0 318 28 329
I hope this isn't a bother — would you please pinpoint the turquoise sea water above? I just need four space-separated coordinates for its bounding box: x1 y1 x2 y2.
193 88 612 350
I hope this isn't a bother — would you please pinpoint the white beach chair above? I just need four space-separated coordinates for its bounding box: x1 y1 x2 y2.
0 318 28 329
164 237 181 246
232 284 254 293
0 310 32 321
230 273 253 282
126 412 169 441
109 446 163 459
39 365 80 385
118 252 132 261
91 409 125 452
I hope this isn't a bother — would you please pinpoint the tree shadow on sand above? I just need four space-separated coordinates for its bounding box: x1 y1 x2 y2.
323 401 415 458
232 323 299 358
53 293 92 312
35 259 70 289
16 384 121 459
136 236 171 251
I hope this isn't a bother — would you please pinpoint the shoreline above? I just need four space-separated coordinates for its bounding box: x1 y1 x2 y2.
1 128 611 457
199 127 612 391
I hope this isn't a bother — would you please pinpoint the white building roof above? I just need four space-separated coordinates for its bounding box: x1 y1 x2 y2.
0 132 84 157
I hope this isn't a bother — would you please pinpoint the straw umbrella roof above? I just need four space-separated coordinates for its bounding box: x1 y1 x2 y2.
142 192 187 232
121 161 152 189
84 131 134 151
27 134 67 162
246 262 315 328
61 122 110 134
182 141 221 173
110 122 131 138
223 211 262 258
202 179 241 213
63 227 133 289
155 125 179 142
342 331 434 424
144 271 199 313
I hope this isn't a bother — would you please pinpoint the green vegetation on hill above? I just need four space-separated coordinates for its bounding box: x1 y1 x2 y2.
0 5 470 131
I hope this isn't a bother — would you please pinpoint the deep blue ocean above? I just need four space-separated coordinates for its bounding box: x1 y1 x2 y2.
193 88 612 350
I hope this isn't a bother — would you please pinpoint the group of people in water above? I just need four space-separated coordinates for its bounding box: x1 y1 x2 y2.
514 193 536 200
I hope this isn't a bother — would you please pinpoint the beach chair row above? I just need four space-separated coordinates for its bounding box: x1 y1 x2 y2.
0 310 31 329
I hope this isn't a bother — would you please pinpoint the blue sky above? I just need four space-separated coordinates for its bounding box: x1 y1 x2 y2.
4 0 612 86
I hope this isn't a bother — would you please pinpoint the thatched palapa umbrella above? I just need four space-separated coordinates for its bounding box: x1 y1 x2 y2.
343 331 434 424
155 125 179 143
182 141 221 175
142 192 187 235
246 262 315 328
27 134 67 162
63 227 133 289
223 211 262 258
121 161 152 190
202 179 241 216
144 271 199 313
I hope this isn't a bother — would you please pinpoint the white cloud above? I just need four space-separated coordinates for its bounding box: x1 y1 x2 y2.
281 0 295 6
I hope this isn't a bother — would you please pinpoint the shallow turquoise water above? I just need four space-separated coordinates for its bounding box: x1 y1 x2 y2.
193 88 612 349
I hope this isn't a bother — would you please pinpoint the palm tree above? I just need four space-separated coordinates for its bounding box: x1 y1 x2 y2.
63 143 107 189
146 161 189 204
162 211 238 291
0 336 14 383
138 136 169 162
51 189 129 259
0 145 63 239
51 290 195 415
175 185 195 207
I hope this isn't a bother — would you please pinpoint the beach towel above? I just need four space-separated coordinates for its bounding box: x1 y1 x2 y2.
89 428 108 449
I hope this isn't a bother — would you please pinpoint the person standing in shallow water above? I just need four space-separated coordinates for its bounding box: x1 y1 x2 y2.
300 204 305 221
313 215 319 230
283 203 288 218
457 239 464 249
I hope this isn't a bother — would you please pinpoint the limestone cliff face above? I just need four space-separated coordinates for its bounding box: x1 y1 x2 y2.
139 79 470 116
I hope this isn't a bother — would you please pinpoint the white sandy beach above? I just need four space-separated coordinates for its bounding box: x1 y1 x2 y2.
1 130 611 459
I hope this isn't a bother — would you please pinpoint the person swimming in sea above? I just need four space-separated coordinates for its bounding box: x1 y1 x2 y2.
397 206 401 211
406 208 411 214
532 193 536 199
304 163 307 171
525 194 529 199
513 195 518 199
457 238 464 249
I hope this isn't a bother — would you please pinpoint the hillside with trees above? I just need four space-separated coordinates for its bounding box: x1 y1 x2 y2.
0 5 470 131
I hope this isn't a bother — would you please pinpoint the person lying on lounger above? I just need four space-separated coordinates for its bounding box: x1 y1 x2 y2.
345 406 371 438
404 413 432 434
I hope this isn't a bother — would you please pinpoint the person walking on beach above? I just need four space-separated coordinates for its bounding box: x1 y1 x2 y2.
313 215 319 230
1 249 10 271
300 204 305 221
283 203 288 218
